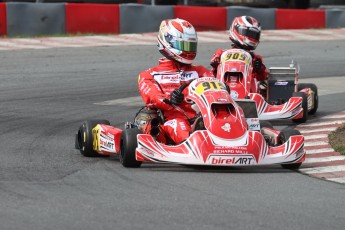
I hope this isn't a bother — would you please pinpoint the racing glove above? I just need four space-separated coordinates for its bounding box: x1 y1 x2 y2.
210 49 223 68
253 58 262 72
170 89 184 106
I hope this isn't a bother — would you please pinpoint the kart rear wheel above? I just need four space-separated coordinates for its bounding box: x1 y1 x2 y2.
298 83 318 115
292 92 308 123
120 128 142 168
77 119 110 157
278 129 302 169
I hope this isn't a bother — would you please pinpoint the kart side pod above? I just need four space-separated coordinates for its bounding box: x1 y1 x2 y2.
92 124 123 155
75 121 122 157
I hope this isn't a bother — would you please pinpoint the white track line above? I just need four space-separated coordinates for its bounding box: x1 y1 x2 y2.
304 156 345 163
303 134 328 140
304 141 329 147
328 177 345 183
299 165 345 174
306 148 335 154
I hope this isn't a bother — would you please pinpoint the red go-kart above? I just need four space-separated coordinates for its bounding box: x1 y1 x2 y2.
216 49 318 123
75 78 305 169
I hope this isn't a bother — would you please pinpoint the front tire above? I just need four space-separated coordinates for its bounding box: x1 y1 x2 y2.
77 119 110 157
120 128 142 168
292 92 308 123
278 128 303 169
298 83 318 115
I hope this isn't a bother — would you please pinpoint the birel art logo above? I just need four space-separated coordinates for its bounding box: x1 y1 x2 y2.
208 155 255 165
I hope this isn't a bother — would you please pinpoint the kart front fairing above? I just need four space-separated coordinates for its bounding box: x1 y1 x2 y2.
136 129 305 166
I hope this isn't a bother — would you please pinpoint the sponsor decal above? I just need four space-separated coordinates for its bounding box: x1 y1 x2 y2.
213 146 248 154
99 133 115 151
230 90 239 99
221 123 231 132
231 67 238 71
153 71 198 84
181 71 198 81
208 154 255 165
99 137 115 151
274 81 288 86
246 118 260 131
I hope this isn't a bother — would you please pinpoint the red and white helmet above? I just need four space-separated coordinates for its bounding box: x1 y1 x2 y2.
229 16 261 50
157 18 197 65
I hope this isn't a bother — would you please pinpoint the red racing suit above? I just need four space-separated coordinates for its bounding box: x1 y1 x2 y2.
210 46 269 82
138 58 213 144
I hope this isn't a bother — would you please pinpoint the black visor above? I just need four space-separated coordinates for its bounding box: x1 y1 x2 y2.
236 26 261 40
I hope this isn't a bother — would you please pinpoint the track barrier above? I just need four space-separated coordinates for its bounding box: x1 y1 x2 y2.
0 3 344 37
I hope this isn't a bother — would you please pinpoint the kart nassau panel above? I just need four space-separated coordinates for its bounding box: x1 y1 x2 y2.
248 93 304 120
217 49 255 99
186 78 247 139
136 130 305 166
92 124 122 155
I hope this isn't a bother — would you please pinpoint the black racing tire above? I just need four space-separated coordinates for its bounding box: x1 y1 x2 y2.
298 83 318 115
278 128 303 169
259 120 273 129
292 92 308 123
120 128 142 168
77 119 110 157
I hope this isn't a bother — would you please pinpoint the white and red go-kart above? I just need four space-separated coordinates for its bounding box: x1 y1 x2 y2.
75 78 305 169
216 49 318 123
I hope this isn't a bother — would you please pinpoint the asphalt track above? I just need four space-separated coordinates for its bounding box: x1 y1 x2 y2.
0 40 345 230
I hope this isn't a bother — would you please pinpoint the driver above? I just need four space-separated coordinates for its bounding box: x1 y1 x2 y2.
138 18 213 144
210 16 269 92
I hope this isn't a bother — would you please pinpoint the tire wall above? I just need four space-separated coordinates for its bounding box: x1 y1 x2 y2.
1 3 345 37
6 3 65 37
66 3 120 34
275 9 326 29
174 6 227 31
227 6 276 30
0 3 6 36
326 9 345 28
120 4 173 34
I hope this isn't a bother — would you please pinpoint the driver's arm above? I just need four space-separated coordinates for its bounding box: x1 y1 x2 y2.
138 71 172 111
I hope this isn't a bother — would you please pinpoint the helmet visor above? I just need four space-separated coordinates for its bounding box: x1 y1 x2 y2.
164 33 197 52
236 26 261 40
171 40 197 52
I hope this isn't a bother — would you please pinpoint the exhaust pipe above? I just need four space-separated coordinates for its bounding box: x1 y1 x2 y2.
150 118 161 137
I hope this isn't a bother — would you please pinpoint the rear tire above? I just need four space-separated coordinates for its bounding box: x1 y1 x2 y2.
278 129 303 169
292 92 308 123
77 119 110 157
120 128 142 168
298 83 318 115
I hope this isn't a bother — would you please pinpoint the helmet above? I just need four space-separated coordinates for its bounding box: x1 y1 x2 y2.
229 16 261 50
157 18 197 65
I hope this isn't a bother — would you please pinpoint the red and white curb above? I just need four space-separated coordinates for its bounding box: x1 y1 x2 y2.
0 28 345 51
297 111 345 184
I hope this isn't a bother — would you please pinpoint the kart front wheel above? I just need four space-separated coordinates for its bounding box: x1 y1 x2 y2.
278 129 303 170
298 83 318 115
292 92 308 123
120 128 142 168
76 119 110 157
